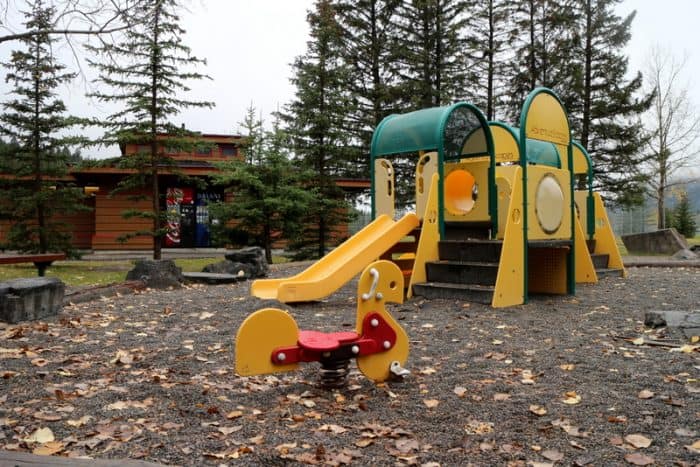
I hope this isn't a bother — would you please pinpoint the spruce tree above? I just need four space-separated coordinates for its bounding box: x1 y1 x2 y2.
670 191 697 238
567 0 652 204
336 0 402 177
462 0 512 120
0 1 87 256
280 0 354 259
393 0 470 109
210 108 313 264
87 0 213 259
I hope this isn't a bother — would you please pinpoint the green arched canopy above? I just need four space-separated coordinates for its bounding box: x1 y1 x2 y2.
370 102 495 237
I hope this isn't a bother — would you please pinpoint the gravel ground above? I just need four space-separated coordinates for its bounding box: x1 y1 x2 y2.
1 264 699 466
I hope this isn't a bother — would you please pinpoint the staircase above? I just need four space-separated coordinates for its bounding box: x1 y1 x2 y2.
412 223 498 304
381 225 422 285
587 240 624 278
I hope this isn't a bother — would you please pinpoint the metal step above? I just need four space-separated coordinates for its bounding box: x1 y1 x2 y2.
438 240 503 263
591 253 609 269
426 260 499 286
443 221 492 241
412 282 494 304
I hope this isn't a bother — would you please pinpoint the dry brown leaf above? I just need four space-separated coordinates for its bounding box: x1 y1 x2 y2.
318 424 347 434
355 438 373 448
541 449 564 461
199 311 215 320
24 427 55 444
637 390 654 399
33 411 62 421
624 434 652 449
30 358 48 367
423 399 439 409
218 426 242 435
111 349 133 365
226 410 244 419
453 386 467 397
66 415 92 427
420 367 437 375
395 438 419 454
559 364 575 371
607 415 627 423
562 391 582 405
32 441 64 456
529 405 547 416
624 452 654 465
493 393 510 401
684 440 700 454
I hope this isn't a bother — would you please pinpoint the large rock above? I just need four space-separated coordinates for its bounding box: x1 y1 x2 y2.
672 248 698 260
644 310 700 339
621 228 688 255
0 277 65 324
126 260 184 289
223 247 269 278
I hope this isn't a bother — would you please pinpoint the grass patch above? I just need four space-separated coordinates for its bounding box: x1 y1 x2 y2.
687 236 699 246
0 254 290 287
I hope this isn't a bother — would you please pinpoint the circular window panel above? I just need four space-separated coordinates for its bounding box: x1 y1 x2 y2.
535 174 564 234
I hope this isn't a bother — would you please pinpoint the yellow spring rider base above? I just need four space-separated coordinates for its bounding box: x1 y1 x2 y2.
235 260 410 387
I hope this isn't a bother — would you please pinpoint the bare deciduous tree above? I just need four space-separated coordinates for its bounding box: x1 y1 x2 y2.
640 46 700 229
0 0 136 45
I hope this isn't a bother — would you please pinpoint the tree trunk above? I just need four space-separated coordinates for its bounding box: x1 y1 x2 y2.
581 0 592 149
151 3 162 260
486 0 494 120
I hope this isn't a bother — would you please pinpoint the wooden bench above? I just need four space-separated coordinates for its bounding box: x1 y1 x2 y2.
0 253 66 276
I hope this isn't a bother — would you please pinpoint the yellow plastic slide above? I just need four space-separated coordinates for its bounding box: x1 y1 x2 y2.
250 213 420 303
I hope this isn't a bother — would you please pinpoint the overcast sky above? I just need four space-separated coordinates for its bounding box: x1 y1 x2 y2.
0 0 698 159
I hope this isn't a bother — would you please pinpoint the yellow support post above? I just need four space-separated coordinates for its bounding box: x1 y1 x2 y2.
574 215 597 283
408 174 440 299
593 193 626 276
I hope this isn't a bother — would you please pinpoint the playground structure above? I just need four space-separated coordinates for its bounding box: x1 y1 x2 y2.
236 260 410 387
237 87 624 385
250 87 624 308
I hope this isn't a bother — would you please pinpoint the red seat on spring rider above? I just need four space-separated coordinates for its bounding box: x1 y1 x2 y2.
297 330 359 352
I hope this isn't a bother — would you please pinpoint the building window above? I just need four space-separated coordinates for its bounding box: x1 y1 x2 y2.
221 144 237 157
196 145 212 156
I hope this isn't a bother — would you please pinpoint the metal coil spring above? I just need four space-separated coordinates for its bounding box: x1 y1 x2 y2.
319 359 350 389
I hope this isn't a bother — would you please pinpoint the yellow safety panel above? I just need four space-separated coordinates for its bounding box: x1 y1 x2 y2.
250 213 420 303
408 173 440 298
574 214 597 283
494 165 519 239
492 166 525 307
527 166 572 240
444 160 491 222
524 92 571 146
593 193 626 275
374 158 395 219
416 152 438 221
355 261 409 382
572 145 589 175
489 124 520 164
235 308 299 376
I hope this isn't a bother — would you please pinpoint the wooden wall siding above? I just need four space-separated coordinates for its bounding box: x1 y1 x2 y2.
93 190 154 250
0 202 95 250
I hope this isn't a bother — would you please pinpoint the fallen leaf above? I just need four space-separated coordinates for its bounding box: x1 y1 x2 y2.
529 405 547 416
395 438 419 454
684 440 700 454
355 439 373 448
493 393 510 401
199 312 215 320
631 337 645 345
318 424 347 434
637 390 654 399
541 449 564 461
30 358 48 367
33 412 62 421
218 426 242 435
691 336 699 343
562 391 582 405
453 386 467 397
607 415 627 423
24 427 55 444
110 349 133 365
420 367 437 375
423 399 439 409
624 434 652 449
32 441 64 456
675 428 697 437
66 415 92 427
226 410 243 419
559 364 575 371
624 452 654 465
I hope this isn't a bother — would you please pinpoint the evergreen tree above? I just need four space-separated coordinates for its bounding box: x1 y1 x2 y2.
671 191 697 238
505 0 576 121
567 0 652 204
336 0 402 177
280 0 354 259
462 0 512 120
393 0 470 109
87 0 214 259
0 1 87 255
210 108 313 264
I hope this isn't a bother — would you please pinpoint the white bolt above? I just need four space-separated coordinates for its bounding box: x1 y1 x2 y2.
277 352 286 362
383 340 391 349
370 318 379 328
376 292 383 300
351 345 360 355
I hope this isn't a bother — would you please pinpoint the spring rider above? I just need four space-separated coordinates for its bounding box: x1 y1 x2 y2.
235 260 410 388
